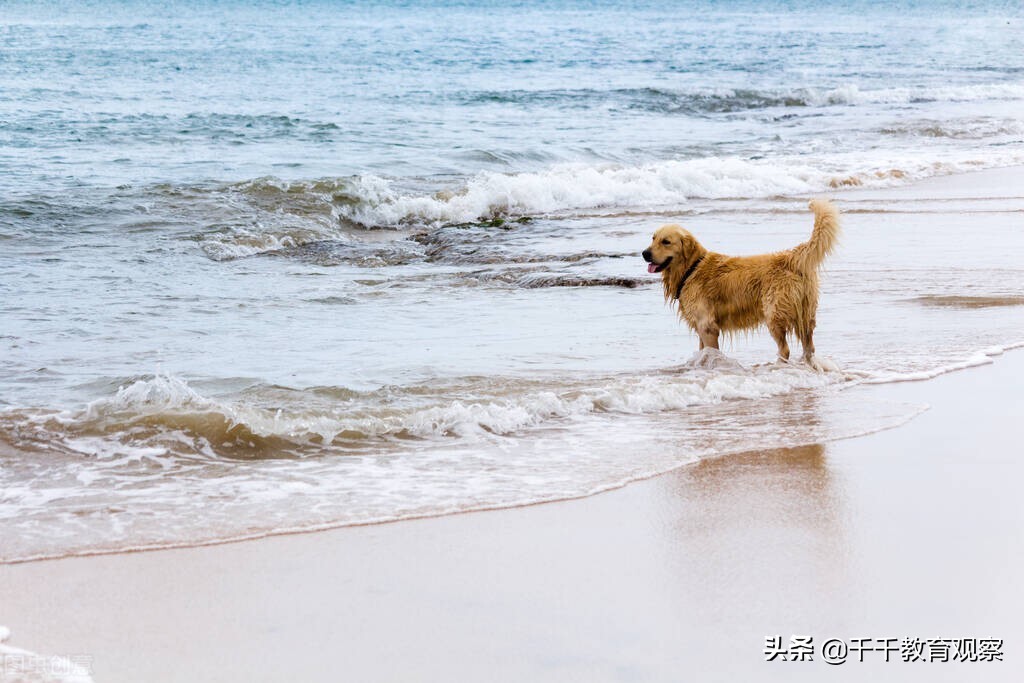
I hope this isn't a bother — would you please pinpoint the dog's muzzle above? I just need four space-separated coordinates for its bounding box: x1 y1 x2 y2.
642 250 670 273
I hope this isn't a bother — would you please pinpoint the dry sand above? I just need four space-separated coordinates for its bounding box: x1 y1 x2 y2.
2 347 1022 682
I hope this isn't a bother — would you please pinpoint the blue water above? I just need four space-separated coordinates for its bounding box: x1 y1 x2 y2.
3 0 1023 192
2 0 1024 561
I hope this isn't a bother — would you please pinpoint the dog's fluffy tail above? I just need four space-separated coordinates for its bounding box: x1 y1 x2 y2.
788 199 839 273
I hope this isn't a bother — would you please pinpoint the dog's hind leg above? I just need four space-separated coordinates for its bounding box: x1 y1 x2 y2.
797 316 816 364
769 321 790 361
798 316 831 371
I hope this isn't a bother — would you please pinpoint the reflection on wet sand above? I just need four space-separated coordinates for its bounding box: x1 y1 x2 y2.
670 443 843 550
655 437 852 642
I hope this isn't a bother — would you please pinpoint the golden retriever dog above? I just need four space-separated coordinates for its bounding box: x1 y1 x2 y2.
642 200 839 368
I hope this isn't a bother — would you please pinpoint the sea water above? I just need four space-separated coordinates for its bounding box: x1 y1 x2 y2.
1 0 1023 562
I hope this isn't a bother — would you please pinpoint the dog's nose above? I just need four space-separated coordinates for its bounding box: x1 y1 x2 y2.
641 249 652 262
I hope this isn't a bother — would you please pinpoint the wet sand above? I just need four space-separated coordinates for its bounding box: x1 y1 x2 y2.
2 346 1022 682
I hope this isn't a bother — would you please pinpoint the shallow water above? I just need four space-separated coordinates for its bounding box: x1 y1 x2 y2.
2 0 1024 562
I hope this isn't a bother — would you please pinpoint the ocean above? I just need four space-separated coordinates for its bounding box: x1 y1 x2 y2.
2 0 1023 562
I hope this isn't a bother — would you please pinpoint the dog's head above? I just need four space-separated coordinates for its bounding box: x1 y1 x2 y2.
642 224 700 274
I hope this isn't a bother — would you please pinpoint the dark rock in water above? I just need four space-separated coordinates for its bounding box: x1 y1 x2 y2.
463 267 651 289
911 295 1024 309
514 274 650 289
412 225 629 266
264 239 426 267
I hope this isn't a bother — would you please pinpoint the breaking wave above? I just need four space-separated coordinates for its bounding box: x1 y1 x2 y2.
1 354 934 564
332 153 1023 229
189 149 1024 259
4 356 848 460
798 82 1024 106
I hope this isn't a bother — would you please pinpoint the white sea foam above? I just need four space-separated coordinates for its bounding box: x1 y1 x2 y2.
72 374 349 448
52 339 1024 452
336 152 1024 228
192 146 1024 261
0 386 928 564
12 343 1024 564
810 82 1024 106
64 360 846 450
861 341 1024 384
200 227 314 261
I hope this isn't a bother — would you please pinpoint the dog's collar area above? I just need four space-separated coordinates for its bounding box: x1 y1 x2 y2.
674 256 704 301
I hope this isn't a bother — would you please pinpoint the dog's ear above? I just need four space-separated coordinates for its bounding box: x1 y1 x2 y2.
679 231 698 260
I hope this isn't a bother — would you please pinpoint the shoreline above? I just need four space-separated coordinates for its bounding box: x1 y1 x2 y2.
6 332 1023 567
7 340 1017 567
0 389 929 568
2 347 1022 682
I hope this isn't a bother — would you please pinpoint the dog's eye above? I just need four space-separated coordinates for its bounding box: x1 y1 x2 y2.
661 238 671 245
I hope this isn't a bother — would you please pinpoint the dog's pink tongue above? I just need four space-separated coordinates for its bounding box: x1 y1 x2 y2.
647 263 658 274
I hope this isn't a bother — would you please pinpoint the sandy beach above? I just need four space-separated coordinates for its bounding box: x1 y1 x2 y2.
4 4 1024 681
3 345 1022 682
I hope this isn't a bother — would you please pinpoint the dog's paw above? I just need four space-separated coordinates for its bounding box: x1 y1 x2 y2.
685 348 745 371
806 355 840 373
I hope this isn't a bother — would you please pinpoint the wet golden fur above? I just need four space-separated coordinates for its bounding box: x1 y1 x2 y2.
643 200 840 366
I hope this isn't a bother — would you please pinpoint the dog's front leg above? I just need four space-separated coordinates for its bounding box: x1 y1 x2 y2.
697 320 720 350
